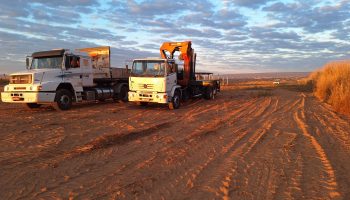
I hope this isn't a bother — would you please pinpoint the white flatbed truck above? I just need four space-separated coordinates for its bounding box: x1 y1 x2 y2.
128 41 220 109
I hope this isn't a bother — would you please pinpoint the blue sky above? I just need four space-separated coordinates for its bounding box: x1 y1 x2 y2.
0 0 349 74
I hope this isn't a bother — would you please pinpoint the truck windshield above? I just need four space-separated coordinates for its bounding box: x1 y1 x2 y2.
131 60 166 77
31 56 63 69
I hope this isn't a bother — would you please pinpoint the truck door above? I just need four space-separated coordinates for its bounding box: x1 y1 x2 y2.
166 62 177 93
80 57 93 86
63 55 83 89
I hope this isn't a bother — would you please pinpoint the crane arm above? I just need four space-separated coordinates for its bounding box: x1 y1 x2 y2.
159 41 195 86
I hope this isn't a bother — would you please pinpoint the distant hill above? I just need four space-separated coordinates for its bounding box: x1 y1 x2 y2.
214 72 310 80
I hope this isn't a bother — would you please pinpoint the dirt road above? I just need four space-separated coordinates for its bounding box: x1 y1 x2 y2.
0 86 349 199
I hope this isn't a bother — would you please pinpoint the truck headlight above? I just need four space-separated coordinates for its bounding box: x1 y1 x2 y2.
37 85 42 91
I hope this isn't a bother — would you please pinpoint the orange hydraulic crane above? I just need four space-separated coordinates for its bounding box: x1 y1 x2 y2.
160 41 196 86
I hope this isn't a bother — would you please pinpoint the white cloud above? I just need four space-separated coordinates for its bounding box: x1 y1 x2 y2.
0 0 349 74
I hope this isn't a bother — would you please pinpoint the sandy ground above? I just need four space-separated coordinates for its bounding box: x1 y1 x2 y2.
0 83 349 199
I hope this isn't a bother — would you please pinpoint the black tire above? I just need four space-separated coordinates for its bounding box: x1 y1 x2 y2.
25 103 41 109
168 90 180 110
52 89 73 110
182 89 190 101
204 87 214 100
119 85 129 102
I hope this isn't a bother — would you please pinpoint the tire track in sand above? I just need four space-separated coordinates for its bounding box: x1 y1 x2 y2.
91 97 264 199
46 97 260 199
293 93 340 199
117 98 262 198
183 97 280 199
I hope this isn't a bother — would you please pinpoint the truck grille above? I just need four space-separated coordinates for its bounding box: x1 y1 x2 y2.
138 83 154 90
10 75 32 84
14 87 27 90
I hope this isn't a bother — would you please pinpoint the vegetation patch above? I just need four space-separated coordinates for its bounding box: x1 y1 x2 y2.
309 60 350 115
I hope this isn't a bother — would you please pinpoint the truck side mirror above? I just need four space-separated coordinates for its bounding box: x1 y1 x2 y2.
25 57 31 69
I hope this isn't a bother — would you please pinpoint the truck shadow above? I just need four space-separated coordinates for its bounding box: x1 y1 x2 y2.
16 94 220 113
128 96 212 111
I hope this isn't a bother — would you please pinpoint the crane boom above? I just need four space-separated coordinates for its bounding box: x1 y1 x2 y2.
160 41 196 86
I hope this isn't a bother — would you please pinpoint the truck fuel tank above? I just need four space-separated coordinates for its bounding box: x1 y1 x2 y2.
94 88 113 100
83 88 114 101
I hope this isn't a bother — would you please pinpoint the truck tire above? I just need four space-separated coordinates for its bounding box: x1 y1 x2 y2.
168 90 180 110
204 87 214 100
25 103 41 109
52 89 73 110
119 85 129 102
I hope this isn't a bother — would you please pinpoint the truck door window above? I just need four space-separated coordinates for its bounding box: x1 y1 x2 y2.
166 62 175 75
70 56 80 68
65 56 80 69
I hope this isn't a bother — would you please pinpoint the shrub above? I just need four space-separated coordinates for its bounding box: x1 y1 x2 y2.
309 60 350 115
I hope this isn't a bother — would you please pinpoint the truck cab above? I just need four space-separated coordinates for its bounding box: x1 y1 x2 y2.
2 49 87 108
128 58 181 108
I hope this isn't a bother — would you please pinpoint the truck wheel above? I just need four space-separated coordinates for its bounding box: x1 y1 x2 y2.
52 89 73 110
168 90 180 110
204 87 214 100
119 85 129 102
25 103 41 109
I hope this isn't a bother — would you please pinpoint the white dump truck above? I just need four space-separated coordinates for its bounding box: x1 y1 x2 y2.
1 46 129 110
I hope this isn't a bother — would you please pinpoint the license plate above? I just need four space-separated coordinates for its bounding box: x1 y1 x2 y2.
12 96 21 101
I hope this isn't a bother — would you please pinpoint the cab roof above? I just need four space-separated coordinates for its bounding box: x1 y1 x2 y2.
32 49 65 58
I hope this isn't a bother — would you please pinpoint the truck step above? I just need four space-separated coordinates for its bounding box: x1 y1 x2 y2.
76 92 83 102
192 94 202 98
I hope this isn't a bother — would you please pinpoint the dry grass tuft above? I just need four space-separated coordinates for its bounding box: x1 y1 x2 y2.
280 79 314 92
309 60 350 115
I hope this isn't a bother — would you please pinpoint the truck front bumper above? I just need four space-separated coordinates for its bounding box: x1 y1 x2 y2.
128 91 169 104
1 91 56 103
